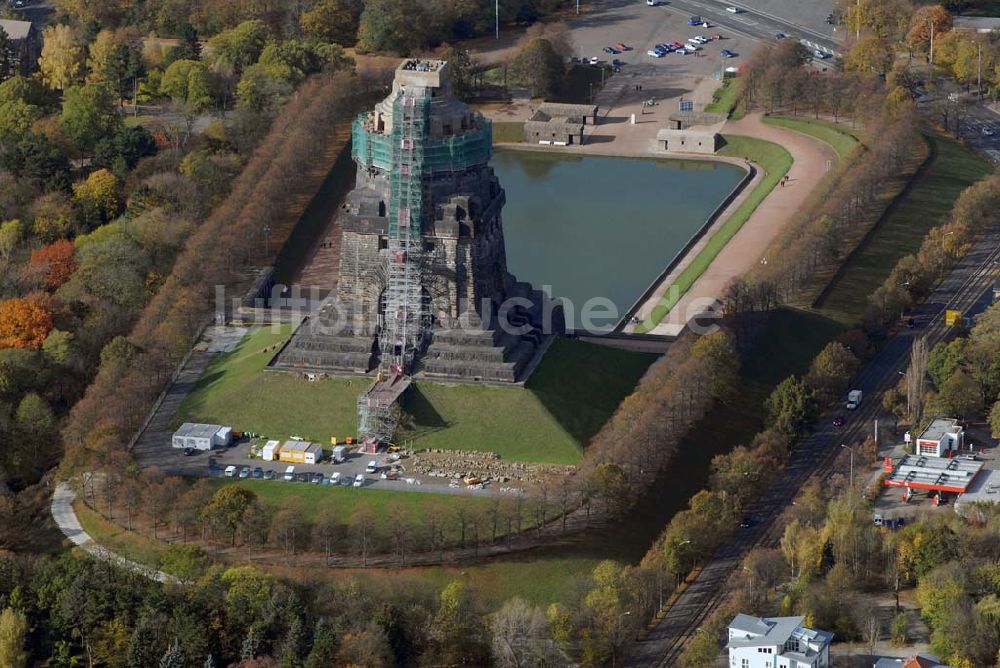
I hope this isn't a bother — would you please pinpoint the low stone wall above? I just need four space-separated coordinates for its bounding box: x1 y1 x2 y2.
410 449 575 487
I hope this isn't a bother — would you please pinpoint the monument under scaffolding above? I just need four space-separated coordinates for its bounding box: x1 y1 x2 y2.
275 59 562 449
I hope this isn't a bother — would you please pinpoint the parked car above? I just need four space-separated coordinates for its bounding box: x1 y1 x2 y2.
263 470 276 480
739 516 753 528
983 126 996 136
588 56 600 64
353 474 365 488
283 465 295 481
366 460 378 473
183 447 195 456
775 32 786 39
725 5 741 12
721 49 737 58
612 58 624 66
252 467 264 479
647 0 663 5
311 473 324 485
648 48 665 58
712 34 723 40
614 42 630 51
331 472 341 485
237 466 250 479
826 13 835 24
670 41 684 49
814 49 831 59
684 43 700 52
687 15 702 25
224 465 237 478
603 46 618 54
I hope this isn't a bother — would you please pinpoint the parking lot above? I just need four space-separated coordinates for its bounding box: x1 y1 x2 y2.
568 0 758 105
159 438 511 497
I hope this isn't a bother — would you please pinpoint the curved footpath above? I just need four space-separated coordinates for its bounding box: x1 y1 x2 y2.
52 482 177 584
628 112 838 336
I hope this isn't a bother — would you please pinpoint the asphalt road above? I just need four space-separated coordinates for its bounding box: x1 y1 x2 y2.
626 224 1000 666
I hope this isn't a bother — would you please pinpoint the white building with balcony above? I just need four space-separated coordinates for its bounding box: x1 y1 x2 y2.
727 614 833 668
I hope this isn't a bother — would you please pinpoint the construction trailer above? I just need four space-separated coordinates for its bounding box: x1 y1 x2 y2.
278 441 319 463
261 440 281 461
172 423 232 450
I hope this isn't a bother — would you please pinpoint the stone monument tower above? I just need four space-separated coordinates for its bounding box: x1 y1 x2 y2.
275 59 559 384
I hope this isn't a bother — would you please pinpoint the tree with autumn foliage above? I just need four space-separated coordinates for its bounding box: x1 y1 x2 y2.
29 239 77 289
0 296 54 350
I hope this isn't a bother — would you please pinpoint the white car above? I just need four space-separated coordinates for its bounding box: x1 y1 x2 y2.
647 0 662 5
684 44 700 52
692 35 710 43
353 474 364 487
983 127 996 136
725 5 741 12
647 48 665 57
330 472 341 484
588 56 600 65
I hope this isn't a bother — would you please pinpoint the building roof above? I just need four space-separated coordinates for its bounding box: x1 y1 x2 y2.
174 423 224 439
918 417 961 443
668 110 727 127
0 19 31 41
884 454 983 494
728 614 804 646
537 102 598 117
874 654 951 668
262 440 281 450
280 440 322 454
953 16 1000 32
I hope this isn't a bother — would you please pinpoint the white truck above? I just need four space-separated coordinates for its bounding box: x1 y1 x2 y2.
331 445 347 463
846 389 862 410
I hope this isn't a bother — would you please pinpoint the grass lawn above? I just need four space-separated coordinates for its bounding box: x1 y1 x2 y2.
637 135 792 332
761 116 859 159
361 555 601 607
177 327 654 464
815 132 993 320
706 78 744 120
74 500 172 569
492 121 525 144
209 478 495 526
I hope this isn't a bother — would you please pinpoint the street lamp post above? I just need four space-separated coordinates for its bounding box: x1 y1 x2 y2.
840 443 854 488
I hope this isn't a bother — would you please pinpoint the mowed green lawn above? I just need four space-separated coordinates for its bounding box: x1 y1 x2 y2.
177 327 655 464
762 116 859 159
209 478 494 527
638 135 792 331
816 132 993 320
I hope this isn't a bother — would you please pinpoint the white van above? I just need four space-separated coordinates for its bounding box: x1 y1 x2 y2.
224 465 237 477
283 465 295 481
365 460 378 474
330 472 341 485
353 474 365 487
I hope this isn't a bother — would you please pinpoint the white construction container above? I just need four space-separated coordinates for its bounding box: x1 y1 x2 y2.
261 440 281 461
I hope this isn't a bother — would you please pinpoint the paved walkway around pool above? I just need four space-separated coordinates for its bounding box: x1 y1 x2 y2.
625 112 839 336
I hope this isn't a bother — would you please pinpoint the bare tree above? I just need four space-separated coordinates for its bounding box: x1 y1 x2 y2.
907 337 928 425
489 598 559 668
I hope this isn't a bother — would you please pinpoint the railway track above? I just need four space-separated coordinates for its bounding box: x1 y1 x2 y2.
629 228 1000 667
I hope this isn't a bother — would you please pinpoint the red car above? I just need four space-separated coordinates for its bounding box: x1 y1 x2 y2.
670 41 684 49
712 34 723 40
614 42 631 51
